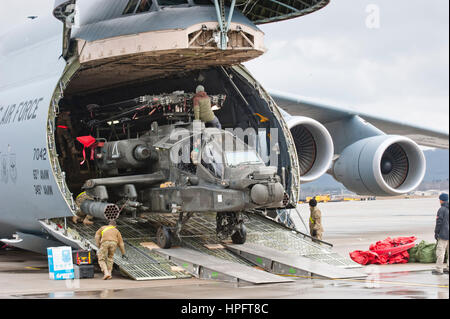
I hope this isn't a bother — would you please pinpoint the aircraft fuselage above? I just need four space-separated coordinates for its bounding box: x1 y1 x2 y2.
0 4 300 242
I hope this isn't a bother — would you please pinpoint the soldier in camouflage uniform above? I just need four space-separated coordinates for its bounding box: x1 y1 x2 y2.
193 85 221 129
95 220 127 280
72 192 94 225
56 111 80 177
56 111 78 157
309 198 324 241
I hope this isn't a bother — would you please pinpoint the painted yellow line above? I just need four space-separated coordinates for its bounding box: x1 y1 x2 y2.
24 267 41 270
278 274 449 289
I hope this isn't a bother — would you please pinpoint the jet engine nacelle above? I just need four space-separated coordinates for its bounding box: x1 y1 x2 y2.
332 135 426 196
286 116 334 182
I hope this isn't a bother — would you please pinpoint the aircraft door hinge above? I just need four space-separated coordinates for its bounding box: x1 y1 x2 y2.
64 4 76 28
213 0 237 50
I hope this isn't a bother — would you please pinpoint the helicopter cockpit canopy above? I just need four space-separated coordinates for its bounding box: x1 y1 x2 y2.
200 129 265 178
169 127 266 180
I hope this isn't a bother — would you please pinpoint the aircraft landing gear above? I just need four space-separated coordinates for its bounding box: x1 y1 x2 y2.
156 212 194 249
216 212 247 244
156 225 172 249
231 223 247 244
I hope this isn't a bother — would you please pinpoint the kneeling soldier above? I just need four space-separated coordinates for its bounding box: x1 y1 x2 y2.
73 192 95 225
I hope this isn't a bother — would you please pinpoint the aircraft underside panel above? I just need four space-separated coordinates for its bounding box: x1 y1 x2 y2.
53 0 330 28
71 5 259 42
44 212 360 281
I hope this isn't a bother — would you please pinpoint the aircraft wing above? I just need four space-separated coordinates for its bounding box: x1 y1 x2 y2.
270 90 449 149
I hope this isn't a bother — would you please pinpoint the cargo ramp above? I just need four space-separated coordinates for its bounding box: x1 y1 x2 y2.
226 243 366 279
154 247 293 284
40 211 363 281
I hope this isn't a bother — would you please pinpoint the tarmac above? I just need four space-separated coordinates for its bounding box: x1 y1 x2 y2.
0 197 448 299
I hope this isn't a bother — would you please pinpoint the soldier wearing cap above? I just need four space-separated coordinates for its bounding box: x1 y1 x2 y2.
309 198 324 241
193 85 221 129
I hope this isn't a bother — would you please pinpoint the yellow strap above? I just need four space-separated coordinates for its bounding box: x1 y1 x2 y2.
101 226 116 236
310 217 314 224
76 192 86 200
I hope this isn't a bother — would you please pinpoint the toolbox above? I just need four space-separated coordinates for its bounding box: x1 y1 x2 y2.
74 264 95 279
72 250 92 265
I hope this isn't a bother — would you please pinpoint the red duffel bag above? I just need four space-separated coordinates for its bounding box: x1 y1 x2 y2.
350 236 417 265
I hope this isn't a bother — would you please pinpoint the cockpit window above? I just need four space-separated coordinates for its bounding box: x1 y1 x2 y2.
123 0 152 15
193 0 212 4
136 0 152 12
123 0 191 15
225 150 263 167
123 0 140 14
210 131 263 167
158 0 189 5
201 141 224 179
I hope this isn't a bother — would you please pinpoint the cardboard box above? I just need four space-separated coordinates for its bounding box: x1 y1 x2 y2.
47 246 74 280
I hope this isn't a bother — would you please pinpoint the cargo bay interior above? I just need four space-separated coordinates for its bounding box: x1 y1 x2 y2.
54 66 292 205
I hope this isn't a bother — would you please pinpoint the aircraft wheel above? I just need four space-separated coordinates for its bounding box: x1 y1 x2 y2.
156 226 172 249
231 224 247 244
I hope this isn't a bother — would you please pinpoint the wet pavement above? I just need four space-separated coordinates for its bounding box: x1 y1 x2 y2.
0 198 448 299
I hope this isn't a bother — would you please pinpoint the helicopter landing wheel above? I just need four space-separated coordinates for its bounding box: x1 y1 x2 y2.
231 223 247 244
156 225 173 249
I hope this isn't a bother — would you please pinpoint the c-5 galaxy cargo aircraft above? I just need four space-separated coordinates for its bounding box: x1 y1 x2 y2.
0 0 448 253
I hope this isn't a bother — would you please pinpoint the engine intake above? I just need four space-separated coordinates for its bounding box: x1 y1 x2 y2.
286 116 334 182
332 135 426 196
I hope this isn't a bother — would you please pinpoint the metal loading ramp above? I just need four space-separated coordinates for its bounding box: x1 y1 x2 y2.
226 243 367 279
154 247 293 284
61 218 192 281
55 211 360 281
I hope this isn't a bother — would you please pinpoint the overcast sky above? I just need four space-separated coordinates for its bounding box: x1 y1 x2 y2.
245 0 449 133
0 0 449 133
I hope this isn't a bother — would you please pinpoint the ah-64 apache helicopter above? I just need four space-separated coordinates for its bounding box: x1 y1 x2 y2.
73 91 286 248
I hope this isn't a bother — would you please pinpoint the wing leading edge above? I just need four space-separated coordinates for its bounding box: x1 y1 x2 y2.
270 90 449 149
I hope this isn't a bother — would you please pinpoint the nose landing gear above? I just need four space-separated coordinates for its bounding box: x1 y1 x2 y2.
216 212 247 244
156 211 247 249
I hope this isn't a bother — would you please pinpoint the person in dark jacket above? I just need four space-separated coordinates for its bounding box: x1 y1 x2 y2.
433 193 449 275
